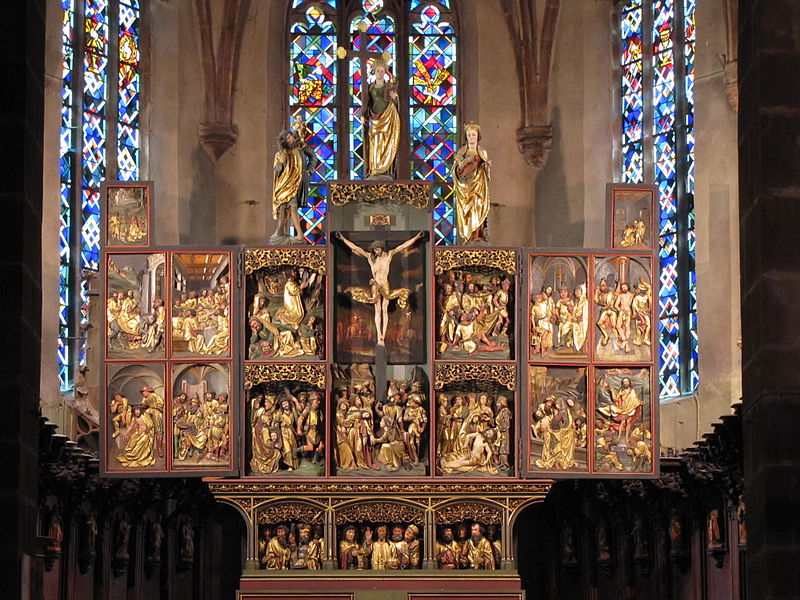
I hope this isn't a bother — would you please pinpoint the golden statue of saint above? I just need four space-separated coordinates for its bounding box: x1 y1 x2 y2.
116 406 156 468
453 123 491 244
272 129 320 243
364 60 400 178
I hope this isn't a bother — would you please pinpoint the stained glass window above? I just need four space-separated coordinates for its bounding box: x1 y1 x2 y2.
619 0 697 398
59 0 142 390
409 1 457 245
287 0 459 245
289 3 338 245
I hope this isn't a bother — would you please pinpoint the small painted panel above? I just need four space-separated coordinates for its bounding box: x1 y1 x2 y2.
592 367 654 474
170 362 232 470
103 181 151 248
609 185 656 251
106 252 166 359
527 254 590 363
170 252 232 359
106 363 167 473
593 255 653 363
527 365 589 474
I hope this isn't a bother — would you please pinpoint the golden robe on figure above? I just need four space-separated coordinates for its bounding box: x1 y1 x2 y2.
275 279 305 329
117 414 156 468
453 144 491 243
366 84 400 177
272 146 304 219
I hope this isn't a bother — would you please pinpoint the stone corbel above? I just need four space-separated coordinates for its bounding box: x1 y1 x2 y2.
500 0 560 169
719 0 738 111
194 0 251 161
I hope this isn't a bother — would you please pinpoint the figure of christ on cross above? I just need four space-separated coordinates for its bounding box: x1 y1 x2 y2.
335 231 425 347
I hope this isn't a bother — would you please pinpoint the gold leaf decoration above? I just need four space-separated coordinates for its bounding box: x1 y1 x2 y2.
256 502 324 525
244 248 327 275
434 363 516 390
435 249 518 275
335 502 425 525
208 482 552 496
435 502 503 525
244 363 326 389
329 181 431 209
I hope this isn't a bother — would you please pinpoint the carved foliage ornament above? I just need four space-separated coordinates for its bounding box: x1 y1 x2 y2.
244 364 326 389
256 502 324 525
329 181 431 210
336 502 425 525
244 248 327 275
435 364 516 391
435 249 518 275
435 502 502 525
207 482 552 496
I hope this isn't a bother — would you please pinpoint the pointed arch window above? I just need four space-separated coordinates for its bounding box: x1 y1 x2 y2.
618 0 697 398
59 0 143 390
287 0 459 245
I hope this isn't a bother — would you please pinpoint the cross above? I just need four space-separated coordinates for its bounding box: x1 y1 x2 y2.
337 20 392 179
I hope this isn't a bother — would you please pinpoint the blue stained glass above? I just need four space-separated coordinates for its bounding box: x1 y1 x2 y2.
411 0 450 9
349 14 396 178
293 0 336 7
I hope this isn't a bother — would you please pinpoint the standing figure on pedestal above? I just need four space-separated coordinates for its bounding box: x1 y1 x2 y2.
271 128 320 245
453 123 491 245
335 231 425 346
364 60 400 179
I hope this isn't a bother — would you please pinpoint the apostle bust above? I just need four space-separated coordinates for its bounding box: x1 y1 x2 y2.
453 123 491 244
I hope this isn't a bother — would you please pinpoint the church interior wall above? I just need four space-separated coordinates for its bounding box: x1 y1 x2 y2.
535 0 615 250
659 0 741 450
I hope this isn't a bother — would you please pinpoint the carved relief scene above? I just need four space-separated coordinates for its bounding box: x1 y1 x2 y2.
435 365 515 477
332 364 430 476
105 363 166 473
244 248 326 361
170 252 231 358
255 502 325 570
593 367 654 474
527 254 589 362
103 182 150 247
593 255 653 362
170 363 232 470
246 364 326 477
527 366 589 474
435 249 516 361
105 253 166 359
609 186 655 251
333 231 427 364
336 503 425 570
434 502 503 570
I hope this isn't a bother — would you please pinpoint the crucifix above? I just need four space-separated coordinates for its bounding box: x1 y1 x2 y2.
337 20 392 180
334 229 427 403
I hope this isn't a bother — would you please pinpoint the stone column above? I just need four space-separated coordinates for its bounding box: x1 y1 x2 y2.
738 1 800 598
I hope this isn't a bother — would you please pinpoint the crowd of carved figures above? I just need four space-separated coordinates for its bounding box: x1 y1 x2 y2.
256 520 502 571
257 522 325 570
247 265 325 360
436 268 513 360
436 391 513 476
250 386 325 475
593 275 652 356
529 283 590 358
110 385 165 469
338 523 422 570
171 275 230 356
333 369 429 475
106 255 166 356
171 388 230 465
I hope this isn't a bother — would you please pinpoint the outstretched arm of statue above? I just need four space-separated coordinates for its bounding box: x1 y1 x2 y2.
335 232 370 259
389 231 426 257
